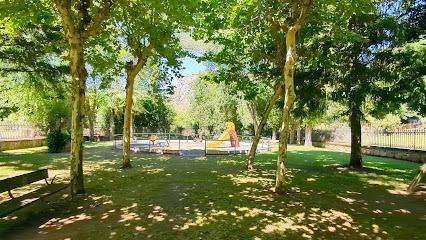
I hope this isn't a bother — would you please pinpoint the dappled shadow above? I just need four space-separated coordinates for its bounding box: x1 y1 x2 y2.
1 144 425 239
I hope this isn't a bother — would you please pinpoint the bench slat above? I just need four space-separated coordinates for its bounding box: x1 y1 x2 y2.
0 169 48 193
0 183 68 217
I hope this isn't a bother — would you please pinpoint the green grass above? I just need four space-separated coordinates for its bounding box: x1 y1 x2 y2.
0 142 425 240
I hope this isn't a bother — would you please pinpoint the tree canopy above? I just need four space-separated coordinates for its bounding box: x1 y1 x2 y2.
1 0 424 196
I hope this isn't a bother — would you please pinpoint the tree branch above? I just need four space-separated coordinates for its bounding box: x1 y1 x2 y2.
128 45 153 80
265 15 289 32
54 0 76 43
82 0 113 39
295 0 312 29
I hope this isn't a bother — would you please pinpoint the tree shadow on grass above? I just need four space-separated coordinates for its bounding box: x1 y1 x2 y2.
1 146 425 239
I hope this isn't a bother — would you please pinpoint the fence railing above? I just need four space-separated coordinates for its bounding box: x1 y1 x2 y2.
113 133 268 141
113 133 270 150
363 129 425 151
0 122 44 140
312 128 425 151
112 134 271 155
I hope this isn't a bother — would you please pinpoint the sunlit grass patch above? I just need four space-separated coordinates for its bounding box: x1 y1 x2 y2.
0 142 425 240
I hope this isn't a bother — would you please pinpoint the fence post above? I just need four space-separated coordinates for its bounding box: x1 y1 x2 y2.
389 130 392 148
205 139 207 156
413 129 416 150
268 139 270 151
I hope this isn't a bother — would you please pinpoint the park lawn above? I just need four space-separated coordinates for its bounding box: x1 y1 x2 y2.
0 142 425 240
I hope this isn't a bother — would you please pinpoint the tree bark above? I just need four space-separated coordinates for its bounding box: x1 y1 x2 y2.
247 82 284 169
289 127 295 144
407 163 426 194
247 102 258 134
122 51 150 168
304 121 312 147
54 0 113 197
296 120 301 145
272 126 277 141
69 43 87 195
349 103 363 168
109 108 115 140
122 75 136 168
130 114 134 139
275 27 298 194
88 99 96 141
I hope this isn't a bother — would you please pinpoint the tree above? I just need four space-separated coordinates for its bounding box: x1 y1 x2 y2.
86 31 123 140
325 6 425 168
109 0 198 168
198 0 378 193
96 80 126 139
196 1 285 170
0 7 70 126
292 61 328 147
133 58 175 132
188 77 232 131
1 0 113 195
54 0 113 195
0 21 68 77
0 73 71 130
198 0 311 192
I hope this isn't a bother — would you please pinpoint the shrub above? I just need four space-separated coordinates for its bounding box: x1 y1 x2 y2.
47 130 70 153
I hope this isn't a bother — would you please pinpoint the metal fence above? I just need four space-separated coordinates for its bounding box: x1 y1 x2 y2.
113 133 270 150
312 127 426 151
112 133 271 156
0 122 44 140
363 129 425 151
113 133 266 142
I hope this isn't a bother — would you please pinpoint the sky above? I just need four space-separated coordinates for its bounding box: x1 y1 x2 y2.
171 56 206 86
180 56 205 76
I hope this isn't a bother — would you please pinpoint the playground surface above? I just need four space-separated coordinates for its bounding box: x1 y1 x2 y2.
115 139 270 156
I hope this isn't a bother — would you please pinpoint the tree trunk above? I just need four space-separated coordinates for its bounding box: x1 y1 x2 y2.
349 103 363 168
407 163 426 194
272 126 277 141
289 128 295 144
247 102 258 134
54 0 113 197
88 99 96 141
110 108 115 140
275 27 298 194
122 53 150 168
130 114 134 139
304 121 312 147
69 43 87 195
296 120 301 145
247 82 284 169
122 75 136 168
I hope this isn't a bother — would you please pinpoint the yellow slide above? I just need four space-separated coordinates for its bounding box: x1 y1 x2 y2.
207 122 234 148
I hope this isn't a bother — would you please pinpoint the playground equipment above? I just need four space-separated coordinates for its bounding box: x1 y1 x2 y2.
150 136 157 144
193 135 203 143
155 138 170 148
207 122 240 148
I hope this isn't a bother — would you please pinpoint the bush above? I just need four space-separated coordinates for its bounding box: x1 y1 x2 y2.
47 130 70 153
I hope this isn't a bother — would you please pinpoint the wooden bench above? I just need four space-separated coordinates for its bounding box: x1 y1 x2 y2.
0 169 68 217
